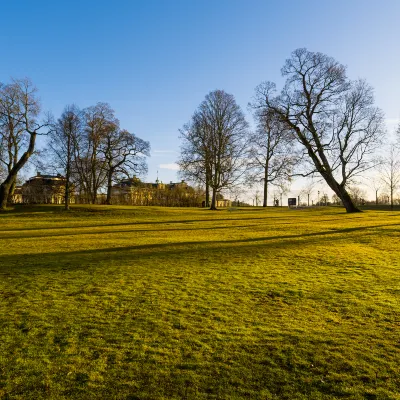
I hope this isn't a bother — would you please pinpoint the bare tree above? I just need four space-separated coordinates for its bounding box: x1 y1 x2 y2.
179 112 213 207
246 108 296 207
102 128 150 204
255 49 385 213
299 180 317 206
379 144 400 210
48 105 82 210
0 78 49 210
73 103 116 203
202 90 249 209
367 176 382 206
272 182 290 207
179 91 249 210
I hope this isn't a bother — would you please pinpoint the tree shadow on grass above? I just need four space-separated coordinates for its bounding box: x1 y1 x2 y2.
0 215 312 233
0 223 392 274
0 224 255 240
1 220 399 240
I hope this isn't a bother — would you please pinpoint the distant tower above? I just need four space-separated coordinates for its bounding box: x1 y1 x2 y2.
156 170 159 184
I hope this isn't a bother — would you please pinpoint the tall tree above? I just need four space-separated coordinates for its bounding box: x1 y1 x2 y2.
102 127 150 204
246 108 296 207
180 90 249 210
179 112 213 207
256 49 385 213
73 103 116 203
202 90 249 209
0 78 49 210
48 105 82 210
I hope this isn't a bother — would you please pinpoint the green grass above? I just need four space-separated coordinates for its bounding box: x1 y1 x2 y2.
0 205 399 399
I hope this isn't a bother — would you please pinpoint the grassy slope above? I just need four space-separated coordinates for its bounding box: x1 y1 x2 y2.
0 205 399 399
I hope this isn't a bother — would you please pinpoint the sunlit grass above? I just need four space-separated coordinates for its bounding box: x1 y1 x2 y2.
0 205 399 399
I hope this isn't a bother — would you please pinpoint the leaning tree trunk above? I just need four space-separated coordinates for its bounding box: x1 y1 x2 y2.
6 177 16 204
329 179 361 213
0 133 37 210
0 181 12 210
340 191 361 213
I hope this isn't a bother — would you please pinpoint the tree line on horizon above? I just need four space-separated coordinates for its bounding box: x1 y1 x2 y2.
1 48 400 212
178 48 399 212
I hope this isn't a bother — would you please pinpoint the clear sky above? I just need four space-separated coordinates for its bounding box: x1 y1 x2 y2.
2 0 400 199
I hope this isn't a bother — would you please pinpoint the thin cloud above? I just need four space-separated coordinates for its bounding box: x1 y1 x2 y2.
159 163 180 171
385 118 400 128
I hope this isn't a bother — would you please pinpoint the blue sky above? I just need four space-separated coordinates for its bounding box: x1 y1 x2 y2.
2 0 400 196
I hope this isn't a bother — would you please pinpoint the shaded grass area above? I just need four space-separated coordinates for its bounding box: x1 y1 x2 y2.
0 205 400 399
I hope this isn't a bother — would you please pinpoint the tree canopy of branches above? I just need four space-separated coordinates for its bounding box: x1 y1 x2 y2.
72 103 117 203
0 78 49 210
48 102 150 205
48 105 82 210
102 127 150 204
255 48 385 213
246 107 296 207
179 90 249 210
179 112 213 207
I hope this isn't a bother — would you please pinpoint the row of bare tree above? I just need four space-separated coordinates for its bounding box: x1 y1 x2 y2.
0 79 150 210
47 103 150 209
2 48 399 213
179 48 392 213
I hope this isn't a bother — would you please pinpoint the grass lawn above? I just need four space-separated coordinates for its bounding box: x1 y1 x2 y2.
0 205 399 399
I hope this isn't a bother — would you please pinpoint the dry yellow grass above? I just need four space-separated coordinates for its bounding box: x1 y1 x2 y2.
0 205 399 399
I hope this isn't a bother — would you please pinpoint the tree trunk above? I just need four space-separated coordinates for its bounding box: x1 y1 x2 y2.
0 182 12 210
6 177 16 204
65 179 70 211
315 170 361 213
263 167 268 207
210 188 217 210
0 133 37 211
64 161 70 211
106 170 113 205
375 190 378 206
335 185 361 213
390 188 394 211
205 165 211 207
